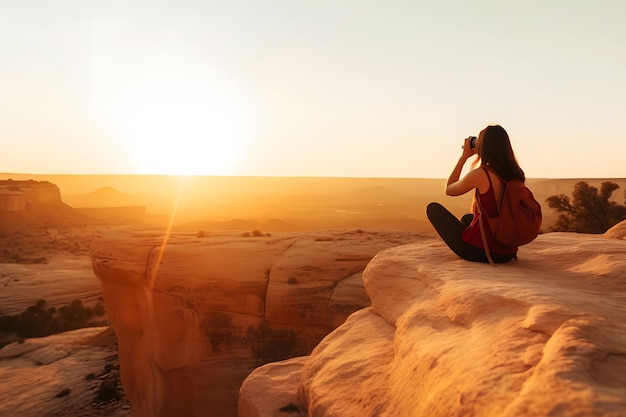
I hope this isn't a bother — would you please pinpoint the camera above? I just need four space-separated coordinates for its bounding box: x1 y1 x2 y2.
469 136 477 149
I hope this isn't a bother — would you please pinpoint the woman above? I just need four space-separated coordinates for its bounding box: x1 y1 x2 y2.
426 125 524 263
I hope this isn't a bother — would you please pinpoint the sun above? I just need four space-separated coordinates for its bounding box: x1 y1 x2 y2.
93 52 257 176
117 78 255 175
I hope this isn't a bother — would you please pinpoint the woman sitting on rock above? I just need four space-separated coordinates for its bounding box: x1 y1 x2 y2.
426 124 524 263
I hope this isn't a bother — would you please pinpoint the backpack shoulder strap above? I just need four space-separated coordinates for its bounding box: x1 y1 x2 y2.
475 172 496 266
478 213 495 265
481 166 495 191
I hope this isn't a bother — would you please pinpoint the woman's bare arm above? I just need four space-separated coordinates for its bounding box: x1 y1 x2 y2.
446 137 480 196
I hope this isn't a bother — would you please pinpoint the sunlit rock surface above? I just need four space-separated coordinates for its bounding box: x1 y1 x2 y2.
606 219 626 240
90 229 421 417
0 179 63 210
0 327 129 417
239 231 626 417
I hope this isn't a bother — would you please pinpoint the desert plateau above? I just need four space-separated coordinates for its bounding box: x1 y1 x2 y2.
1 174 625 417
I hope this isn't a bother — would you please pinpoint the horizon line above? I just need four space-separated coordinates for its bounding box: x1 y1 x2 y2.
2 172 626 181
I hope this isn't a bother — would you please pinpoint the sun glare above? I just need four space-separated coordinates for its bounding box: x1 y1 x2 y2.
93 51 257 176
119 83 253 175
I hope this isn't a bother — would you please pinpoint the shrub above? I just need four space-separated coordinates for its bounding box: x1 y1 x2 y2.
202 312 237 353
93 302 106 317
245 320 298 366
94 379 121 402
547 181 626 233
0 298 108 340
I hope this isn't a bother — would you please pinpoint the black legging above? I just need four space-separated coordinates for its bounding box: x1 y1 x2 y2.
426 202 516 264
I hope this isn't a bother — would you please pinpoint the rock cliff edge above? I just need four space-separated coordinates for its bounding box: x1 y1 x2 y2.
239 226 626 417
90 229 420 417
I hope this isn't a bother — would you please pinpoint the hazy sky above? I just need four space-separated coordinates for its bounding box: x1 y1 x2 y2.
1 1 625 178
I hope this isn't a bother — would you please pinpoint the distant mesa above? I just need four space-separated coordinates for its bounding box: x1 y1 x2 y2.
226 218 257 230
0 179 63 210
61 186 147 222
0 179 85 232
64 186 139 208
89 186 127 200
0 186 25 211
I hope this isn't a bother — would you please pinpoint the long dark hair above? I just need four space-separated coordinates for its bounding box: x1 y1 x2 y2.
472 125 525 182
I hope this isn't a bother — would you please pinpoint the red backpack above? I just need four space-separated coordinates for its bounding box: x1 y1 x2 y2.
478 167 542 249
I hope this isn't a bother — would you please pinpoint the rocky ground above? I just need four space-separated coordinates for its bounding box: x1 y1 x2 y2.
0 326 131 417
0 196 134 417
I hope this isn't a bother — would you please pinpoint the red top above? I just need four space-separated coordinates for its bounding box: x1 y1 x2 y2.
461 170 518 255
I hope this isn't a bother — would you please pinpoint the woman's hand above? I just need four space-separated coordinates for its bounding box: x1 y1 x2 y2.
446 136 478 195
461 136 476 160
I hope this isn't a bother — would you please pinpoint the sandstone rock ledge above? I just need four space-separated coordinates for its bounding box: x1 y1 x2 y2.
239 231 626 417
90 229 422 417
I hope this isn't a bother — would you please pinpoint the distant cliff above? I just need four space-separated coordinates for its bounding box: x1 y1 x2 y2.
0 186 26 211
240 223 626 417
0 179 63 210
0 179 83 232
0 179 92 262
